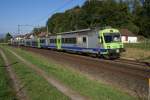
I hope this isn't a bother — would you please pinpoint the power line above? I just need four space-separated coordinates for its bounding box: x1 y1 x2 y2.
17 24 40 34
32 0 74 24
18 0 84 34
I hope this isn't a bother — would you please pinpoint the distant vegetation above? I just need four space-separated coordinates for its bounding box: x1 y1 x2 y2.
0 33 12 43
33 0 150 38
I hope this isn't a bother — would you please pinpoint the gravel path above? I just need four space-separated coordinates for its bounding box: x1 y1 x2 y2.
8 49 89 100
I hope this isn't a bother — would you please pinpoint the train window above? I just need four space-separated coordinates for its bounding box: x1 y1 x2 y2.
50 39 52 43
54 39 56 43
83 37 86 43
50 39 55 43
69 38 71 43
62 38 65 43
67 38 69 43
40 39 45 43
72 38 76 44
66 38 69 43
62 38 76 44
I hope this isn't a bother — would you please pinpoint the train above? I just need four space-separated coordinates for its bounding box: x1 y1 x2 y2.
11 27 125 59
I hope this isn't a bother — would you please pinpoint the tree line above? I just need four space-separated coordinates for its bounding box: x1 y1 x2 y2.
0 33 12 43
34 0 149 38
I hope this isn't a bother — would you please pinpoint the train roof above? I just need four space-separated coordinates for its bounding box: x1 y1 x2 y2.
47 26 115 37
47 28 97 37
58 28 92 34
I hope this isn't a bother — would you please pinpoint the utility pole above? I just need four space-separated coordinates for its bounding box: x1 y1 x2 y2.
18 24 20 34
17 24 20 47
47 25 49 35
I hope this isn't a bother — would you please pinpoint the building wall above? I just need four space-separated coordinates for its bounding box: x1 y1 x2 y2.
128 37 138 43
121 36 127 43
121 36 138 43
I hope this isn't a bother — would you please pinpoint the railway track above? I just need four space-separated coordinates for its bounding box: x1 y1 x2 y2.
16 46 150 78
57 50 150 77
114 58 150 68
108 59 150 75
13 46 150 99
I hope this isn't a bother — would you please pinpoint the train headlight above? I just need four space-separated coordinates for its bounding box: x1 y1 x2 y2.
116 49 119 53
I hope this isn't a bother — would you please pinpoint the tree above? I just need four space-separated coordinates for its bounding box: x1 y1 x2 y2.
141 0 150 38
45 0 149 38
32 26 47 36
134 0 150 37
5 33 12 42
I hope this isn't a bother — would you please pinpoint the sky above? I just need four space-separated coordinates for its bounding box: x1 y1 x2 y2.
0 0 86 36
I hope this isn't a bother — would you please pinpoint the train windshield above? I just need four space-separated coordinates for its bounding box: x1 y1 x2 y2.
104 33 121 43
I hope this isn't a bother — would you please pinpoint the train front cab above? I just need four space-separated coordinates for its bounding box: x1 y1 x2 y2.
99 28 125 59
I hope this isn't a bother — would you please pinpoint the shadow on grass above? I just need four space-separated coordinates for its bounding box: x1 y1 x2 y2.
0 62 18 68
0 61 32 99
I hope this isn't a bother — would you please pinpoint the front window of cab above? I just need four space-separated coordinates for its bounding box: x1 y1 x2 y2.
104 33 121 43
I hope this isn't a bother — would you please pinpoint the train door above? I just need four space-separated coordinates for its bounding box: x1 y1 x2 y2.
56 35 62 49
77 35 88 48
82 36 88 48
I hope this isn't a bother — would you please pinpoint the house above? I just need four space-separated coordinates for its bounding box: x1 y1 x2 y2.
24 33 35 39
11 34 25 45
120 29 138 43
13 35 25 40
37 32 47 38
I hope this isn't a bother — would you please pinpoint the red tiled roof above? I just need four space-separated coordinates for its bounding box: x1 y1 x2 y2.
120 29 135 36
37 32 47 37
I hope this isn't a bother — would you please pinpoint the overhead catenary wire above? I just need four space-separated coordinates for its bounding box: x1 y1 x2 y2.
32 0 75 25
17 0 84 35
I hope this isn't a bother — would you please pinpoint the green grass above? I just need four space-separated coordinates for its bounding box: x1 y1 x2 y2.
1 47 69 100
124 41 150 50
0 52 16 100
123 41 150 62
5 46 137 100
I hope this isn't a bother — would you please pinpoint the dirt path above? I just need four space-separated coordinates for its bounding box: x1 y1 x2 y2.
8 49 89 100
0 49 29 100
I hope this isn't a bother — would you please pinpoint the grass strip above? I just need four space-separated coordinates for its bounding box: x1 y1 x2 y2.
2 47 69 100
125 42 150 50
0 51 16 100
7 46 137 100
